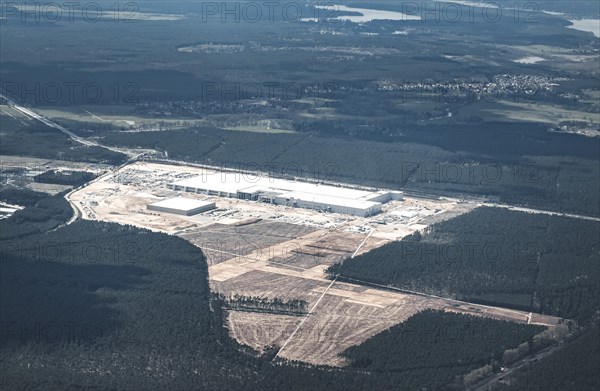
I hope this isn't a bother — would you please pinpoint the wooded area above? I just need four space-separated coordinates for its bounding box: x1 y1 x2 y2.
493 325 600 391
101 127 600 216
328 207 600 322
343 309 546 390
0 191 72 240
1 190 595 389
33 170 96 187
0 119 126 165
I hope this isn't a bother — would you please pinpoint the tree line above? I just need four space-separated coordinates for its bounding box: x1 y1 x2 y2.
217 293 308 316
328 207 600 322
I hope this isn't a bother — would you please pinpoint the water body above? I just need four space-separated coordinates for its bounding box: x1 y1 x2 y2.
566 19 600 38
315 5 420 23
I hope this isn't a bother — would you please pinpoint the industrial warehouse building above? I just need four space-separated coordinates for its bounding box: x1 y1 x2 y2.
167 173 402 217
147 197 216 216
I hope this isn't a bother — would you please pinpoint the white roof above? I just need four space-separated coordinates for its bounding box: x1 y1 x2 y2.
171 172 378 200
279 191 380 210
149 197 214 211
237 185 274 194
174 175 242 194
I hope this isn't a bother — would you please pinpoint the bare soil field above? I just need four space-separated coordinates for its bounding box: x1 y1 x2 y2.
180 221 318 265
66 161 562 366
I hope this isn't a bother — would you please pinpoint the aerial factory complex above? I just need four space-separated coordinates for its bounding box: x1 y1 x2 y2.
168 173 403 217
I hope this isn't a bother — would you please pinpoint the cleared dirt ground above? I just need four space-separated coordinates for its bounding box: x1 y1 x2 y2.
67 161 562 366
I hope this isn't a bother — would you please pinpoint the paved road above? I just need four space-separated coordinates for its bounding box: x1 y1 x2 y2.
1 92 155 159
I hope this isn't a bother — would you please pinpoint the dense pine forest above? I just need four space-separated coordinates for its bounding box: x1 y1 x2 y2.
493 325 600 391
343 309 546 390
0 192 566 390
33 170 97 187
0 121 126 165
328 207 600 322
0 188 49 207
0 191 73 240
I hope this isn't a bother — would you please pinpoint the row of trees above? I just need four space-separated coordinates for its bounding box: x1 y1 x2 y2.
218 293 308 315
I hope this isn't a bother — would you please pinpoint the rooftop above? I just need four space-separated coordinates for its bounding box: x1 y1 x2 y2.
149 197 214 211
171 173 377 200
279 191 381 210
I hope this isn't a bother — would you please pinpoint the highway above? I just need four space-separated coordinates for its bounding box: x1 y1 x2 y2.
0 92 155 160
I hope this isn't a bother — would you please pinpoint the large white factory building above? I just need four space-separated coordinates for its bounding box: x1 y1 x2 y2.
147 197 216 216
167 172 402 217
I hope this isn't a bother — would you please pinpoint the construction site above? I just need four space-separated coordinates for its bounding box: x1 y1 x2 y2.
67 161 563 366
168 172 404 217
